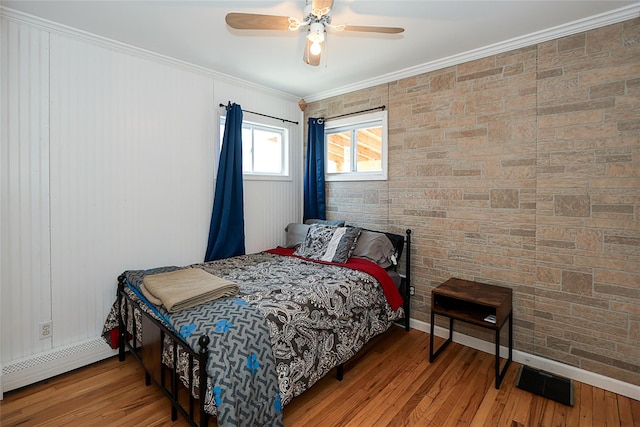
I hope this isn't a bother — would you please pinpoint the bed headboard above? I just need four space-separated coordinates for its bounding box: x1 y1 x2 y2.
381 231 405 263
359 228 408 271
366 228 411 331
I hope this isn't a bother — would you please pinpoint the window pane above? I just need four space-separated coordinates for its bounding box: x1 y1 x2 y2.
253 129 282 174
220 116 289 178
355 126 382 172
326 131 351 173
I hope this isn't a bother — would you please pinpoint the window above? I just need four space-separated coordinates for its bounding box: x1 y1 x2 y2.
220 117 289 179
325 110 388 181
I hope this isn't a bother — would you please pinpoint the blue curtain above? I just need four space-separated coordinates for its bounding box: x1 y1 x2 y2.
205 103 245 262
303 118 326 222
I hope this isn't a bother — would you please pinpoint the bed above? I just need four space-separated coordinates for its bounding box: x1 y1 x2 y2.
102 223 412 427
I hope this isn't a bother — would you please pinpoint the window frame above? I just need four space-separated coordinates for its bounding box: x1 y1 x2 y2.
218 114 291 182
324 110 388 182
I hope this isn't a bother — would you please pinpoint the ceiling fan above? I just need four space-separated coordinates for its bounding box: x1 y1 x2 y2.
225 0 404 66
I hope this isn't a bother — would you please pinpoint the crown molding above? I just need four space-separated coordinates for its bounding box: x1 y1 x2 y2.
0 6 299 103
304 3 640 103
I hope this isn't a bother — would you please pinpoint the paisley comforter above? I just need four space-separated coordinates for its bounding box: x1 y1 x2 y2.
103 250 403 426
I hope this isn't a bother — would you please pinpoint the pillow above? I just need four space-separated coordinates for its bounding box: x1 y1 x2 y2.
294 224 361 263
304 218 346 227
351 230 397 269
284 223 311 249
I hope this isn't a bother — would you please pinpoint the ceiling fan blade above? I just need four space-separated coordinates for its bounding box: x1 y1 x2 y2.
343 25 405 34
225 13 291 30
303 39 321 66
311 0 333 17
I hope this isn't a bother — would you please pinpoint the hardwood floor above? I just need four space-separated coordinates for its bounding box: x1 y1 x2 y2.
1 327 638 426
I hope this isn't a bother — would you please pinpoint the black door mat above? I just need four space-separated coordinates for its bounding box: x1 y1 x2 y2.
515 365 574 406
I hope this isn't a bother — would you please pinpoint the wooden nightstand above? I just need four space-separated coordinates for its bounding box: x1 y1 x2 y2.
429 277 513 388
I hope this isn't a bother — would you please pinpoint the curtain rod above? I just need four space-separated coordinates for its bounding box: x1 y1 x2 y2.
324 105 386 121
219 103 299 125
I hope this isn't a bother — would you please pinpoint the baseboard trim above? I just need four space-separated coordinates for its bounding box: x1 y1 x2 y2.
1 337 117 394
2 324 638 401
410 318 640 401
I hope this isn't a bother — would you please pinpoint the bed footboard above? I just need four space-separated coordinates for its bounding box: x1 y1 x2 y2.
117 275 211 427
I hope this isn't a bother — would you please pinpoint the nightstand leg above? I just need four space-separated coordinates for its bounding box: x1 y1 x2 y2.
429 312 453 362
495 328 501 388
494 313 513 388
509 312 513 362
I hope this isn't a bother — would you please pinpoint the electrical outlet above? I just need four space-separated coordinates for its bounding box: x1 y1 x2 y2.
410 286 415 296
39 321 53 340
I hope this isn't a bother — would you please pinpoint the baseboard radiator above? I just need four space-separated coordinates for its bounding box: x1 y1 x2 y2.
2 337 117 393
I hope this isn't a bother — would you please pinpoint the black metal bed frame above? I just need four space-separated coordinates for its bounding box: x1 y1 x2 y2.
117 229 411 426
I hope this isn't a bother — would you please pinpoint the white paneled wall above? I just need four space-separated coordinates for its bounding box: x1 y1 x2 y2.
48 33 216 346
1 20 52 361
1 10 302 392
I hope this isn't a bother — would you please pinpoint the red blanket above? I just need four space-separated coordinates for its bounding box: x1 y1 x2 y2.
266 247 404 311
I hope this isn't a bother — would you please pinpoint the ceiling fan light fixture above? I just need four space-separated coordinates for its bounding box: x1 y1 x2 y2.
307 22 325 55
307 22 325 43
310 40 322 56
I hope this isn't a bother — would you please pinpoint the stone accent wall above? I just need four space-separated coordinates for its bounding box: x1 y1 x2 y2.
305 18 639 385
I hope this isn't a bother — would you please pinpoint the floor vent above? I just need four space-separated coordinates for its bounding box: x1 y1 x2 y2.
516 365 574 406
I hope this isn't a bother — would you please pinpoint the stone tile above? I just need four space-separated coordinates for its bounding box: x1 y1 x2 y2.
554 195 591 217
537 68 564 79
590 81 626 98
490 189 519 208
562 270 593 295
430 71 456 92
594 283 639 299
604 235 640 246
587 23 622 53
457 67 503 82
445 127 488 139
576 229 602 251
558 33 586 51
417 163 452 176
536 98 616 116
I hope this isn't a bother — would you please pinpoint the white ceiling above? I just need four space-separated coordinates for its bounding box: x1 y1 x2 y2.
3 1 638 100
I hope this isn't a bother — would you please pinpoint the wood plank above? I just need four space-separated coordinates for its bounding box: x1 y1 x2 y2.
347 332 431 425
617 395 634 427
384 338 475 425
564 376 581 427
628 395 640 427
1 327 637 427
551 398 569 426
592 386 607 426
527 394 550 427
509 388 533 427
404 346 481 425
580 381 594 427
421 349 493 425
441 353 495 427
605 390 622 426
495 367 527 427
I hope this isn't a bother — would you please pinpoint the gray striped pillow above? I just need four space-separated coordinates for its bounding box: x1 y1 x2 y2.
294 224 362 263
